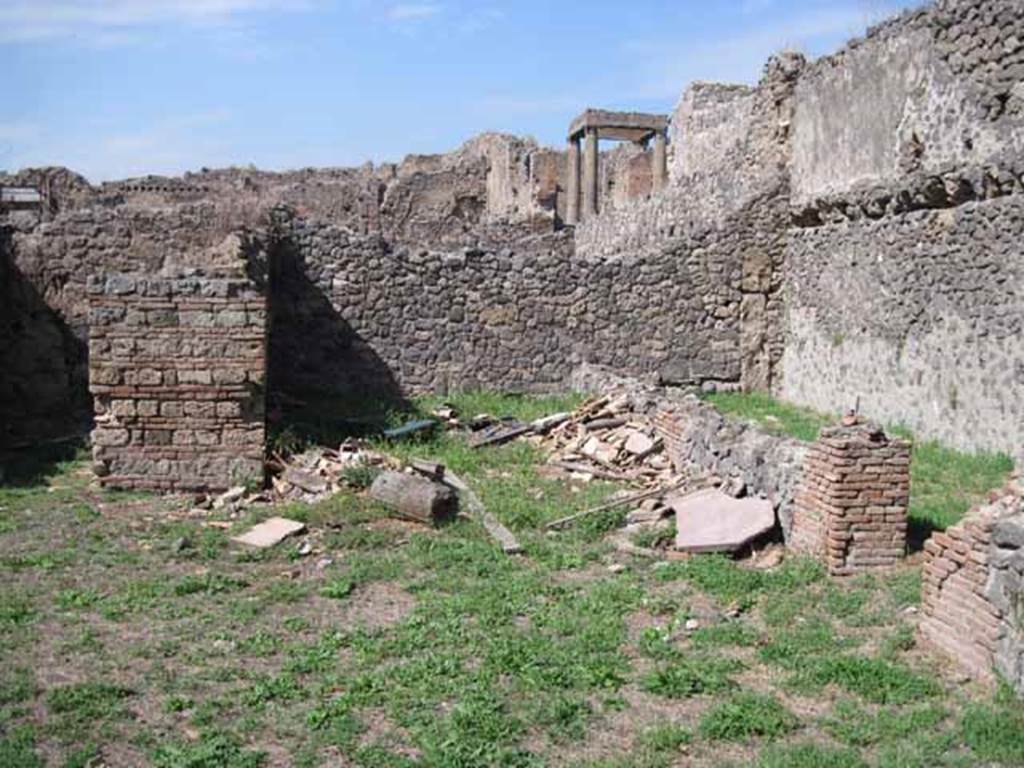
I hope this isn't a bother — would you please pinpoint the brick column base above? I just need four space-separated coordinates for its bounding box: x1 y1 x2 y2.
790 421 911 576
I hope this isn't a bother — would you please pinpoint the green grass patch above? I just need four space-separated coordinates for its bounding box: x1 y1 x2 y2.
0 726 43 768
152 730 266 768
641 656 742 698
754 742 867 768
906 438 1013 533
699 692 799 742
960 701 1024 764
702 391 833 442
791 655 940 704
821 700 948 747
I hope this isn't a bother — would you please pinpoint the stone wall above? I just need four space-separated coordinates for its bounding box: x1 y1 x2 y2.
268 207 746 398
0 227 85 447
920 479 1023 690
0 203 265 445
88 269 267 491
572 54 804 393
782 196 1024 458
780 0 1024 461
789 422 911 576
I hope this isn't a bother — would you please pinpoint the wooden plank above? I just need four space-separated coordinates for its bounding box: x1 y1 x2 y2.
443 468 523 555
544 479 686 530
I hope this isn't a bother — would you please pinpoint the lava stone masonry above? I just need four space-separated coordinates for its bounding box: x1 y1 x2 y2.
88 274 267 491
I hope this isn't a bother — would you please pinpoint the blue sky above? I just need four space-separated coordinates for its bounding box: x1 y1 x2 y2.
1 0 920 182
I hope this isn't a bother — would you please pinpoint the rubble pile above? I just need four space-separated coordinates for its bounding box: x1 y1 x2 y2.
528 394 675 488
268 440 396 503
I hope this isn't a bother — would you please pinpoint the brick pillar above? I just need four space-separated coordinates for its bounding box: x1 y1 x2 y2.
790 421 911 576
88 269 267 493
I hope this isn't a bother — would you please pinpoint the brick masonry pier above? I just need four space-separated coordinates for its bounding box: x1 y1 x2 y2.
789 422 911 576
88 273 267 491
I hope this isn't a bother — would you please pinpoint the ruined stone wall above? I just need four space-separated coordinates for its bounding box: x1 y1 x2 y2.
651 400 808 540
781 0 1024 461
573 55 803 393
920 480 1024 692
0 226 85 447
269 208 746 398
88 271 267 491
0 203 257 445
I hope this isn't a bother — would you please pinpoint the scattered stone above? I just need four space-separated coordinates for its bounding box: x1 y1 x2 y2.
581 436 619 465
670 488 775 553
684 618 700 631
283 468 329 495
369 470 458 525
608 563 626 574
624 430 655 456
212 485 247 510
297 541 313 557
231 517 307 548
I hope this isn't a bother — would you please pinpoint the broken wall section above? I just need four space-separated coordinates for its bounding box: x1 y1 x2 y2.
573 54 804 392
920 480 1024 694
88 269 267 492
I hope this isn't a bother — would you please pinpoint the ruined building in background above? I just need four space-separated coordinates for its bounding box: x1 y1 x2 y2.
2 0 1023 482
1 0 1022 695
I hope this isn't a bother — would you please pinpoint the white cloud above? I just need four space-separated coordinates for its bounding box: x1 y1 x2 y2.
386 3 442 21
2 111 238 181
0 0 312 44
623 3 894 100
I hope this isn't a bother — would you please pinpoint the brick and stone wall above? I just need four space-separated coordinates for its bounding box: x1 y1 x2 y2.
920 479 1024 690
790 422 911 576
88 271 267 491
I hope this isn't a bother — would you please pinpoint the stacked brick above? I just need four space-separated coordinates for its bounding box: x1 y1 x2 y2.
789 422 911 576
87 273 266 492
919 486 1024 689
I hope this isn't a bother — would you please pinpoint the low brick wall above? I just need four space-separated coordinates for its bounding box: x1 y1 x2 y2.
88 273 267 491
789 422 910 576
920 486 1024 691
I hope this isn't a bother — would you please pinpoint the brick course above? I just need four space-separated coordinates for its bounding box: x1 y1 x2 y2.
789 422 911 576
919 486 1024 686
88 273 266 492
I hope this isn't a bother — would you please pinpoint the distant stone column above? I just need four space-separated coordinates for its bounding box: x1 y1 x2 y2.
583 128 599 218
652 130 668 193
566 137 580 225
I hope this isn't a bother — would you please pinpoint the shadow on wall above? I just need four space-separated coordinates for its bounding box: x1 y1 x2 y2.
0 227 92 465
266 226 411 447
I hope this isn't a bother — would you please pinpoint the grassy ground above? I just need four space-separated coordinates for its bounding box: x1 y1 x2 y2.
1 392 1022 767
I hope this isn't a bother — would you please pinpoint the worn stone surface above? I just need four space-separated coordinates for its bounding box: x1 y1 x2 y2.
670 488 775 553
